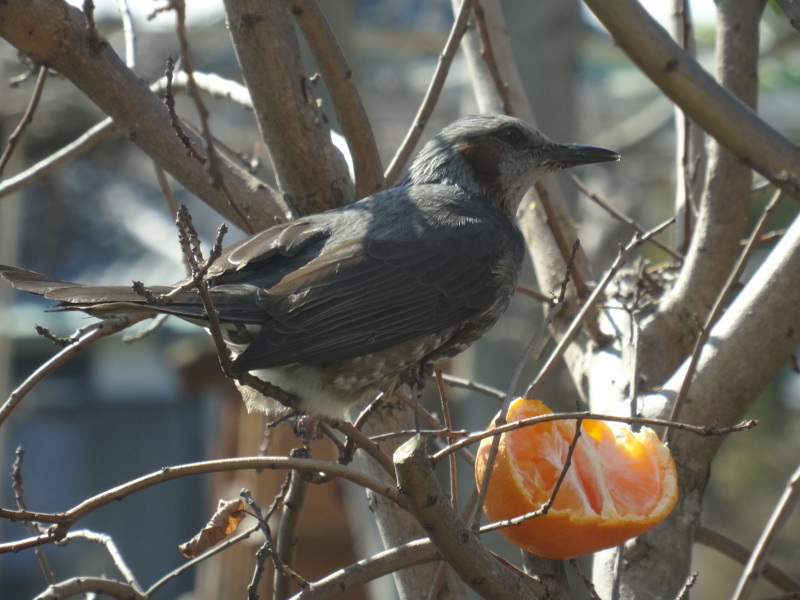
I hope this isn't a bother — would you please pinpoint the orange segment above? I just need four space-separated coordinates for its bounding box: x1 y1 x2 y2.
475 399 678 559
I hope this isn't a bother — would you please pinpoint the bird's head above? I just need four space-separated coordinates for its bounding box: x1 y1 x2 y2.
407 115 620 215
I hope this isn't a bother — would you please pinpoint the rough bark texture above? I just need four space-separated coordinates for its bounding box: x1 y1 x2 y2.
224 0 354 216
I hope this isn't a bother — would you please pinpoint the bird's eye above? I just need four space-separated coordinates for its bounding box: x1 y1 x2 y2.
501 125 523 145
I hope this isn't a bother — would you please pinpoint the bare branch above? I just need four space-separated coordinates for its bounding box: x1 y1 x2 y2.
223 0 353 215
667 189 785 433
394 435 541 600
0 0 290 230
0 66 49 176
11 448 56 585
33 576 146 600
64 530 144 594
648 0 764 386
583 0 800 199
383 0 475 185
732 463 800 600
0 118 114 199
524 219 674 401
670 0 705 253
432 410 755 465
0 455 398 554
570 174 682 260
0 315 150 428
289 0 384 197
695 527 800 592
774 0 800 31
333 420 396 477
274 452 312 599
289 538 439 600
115 0 136 68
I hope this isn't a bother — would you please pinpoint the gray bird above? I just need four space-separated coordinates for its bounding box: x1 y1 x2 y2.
0 115 618 418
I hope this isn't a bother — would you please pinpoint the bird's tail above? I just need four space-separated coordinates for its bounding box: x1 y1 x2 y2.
0 264 188 317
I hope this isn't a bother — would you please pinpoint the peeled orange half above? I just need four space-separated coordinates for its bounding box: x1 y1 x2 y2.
475 399 678 559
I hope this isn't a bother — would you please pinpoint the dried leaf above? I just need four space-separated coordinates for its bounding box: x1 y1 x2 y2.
179 498 246 558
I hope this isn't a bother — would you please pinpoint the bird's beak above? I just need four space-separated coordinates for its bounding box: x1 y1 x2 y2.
544 144 620 169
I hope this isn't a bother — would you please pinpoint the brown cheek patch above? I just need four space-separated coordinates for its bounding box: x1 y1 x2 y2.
458 139 504 202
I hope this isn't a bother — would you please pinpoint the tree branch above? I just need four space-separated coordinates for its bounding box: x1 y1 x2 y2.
394 435 541 600
223 0 353 215
583 0 800 197
641 0 764 385
34 576 146 600
0 0 291 231
626 205 800 598
289 0 384 198
0 456 399 554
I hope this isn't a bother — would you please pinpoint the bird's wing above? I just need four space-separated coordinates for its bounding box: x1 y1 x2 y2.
231 224 516 372
207 218 328 277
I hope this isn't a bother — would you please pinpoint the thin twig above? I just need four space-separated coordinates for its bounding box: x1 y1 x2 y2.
675 572 699 600
115 0 136 68
148 523 261 596
243 488 309 598
170 0 222 188
731 463 800 600
0 71 223 199
425 562 452 600
742 228 786 247
469 244 577 530
532 179 605 342
516 283 552 303
672 0 701 254
438 373 505 401
339 395 385 464
525 219 675 401
0 118 114 198
393 388 478 468
569 558 602 600
432 410 755 465
570 173 682 260
241 490 276 599
0 315 150 428
34 577 146 600
695 527 799 592
383 0 476 185
289 0 383 197
667 189 784 435
275 449 312 599
82 0 101 52
368 428 469 443
0 66 49 176
65 530 143 594
0 456 399 554
333 420 396 477
162 58 257 233
478 418 583 533
435 366 459 512
288 538 440 599
12 448 55 584
472 3 511 114
629 310 641 423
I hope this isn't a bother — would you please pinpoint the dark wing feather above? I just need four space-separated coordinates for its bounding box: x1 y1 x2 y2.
207 218 327 277
231 227 514 372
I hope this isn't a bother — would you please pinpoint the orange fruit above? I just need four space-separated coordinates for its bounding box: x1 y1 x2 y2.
475 399 678 559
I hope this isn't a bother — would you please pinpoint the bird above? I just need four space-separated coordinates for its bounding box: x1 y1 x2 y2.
0 115 619 419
